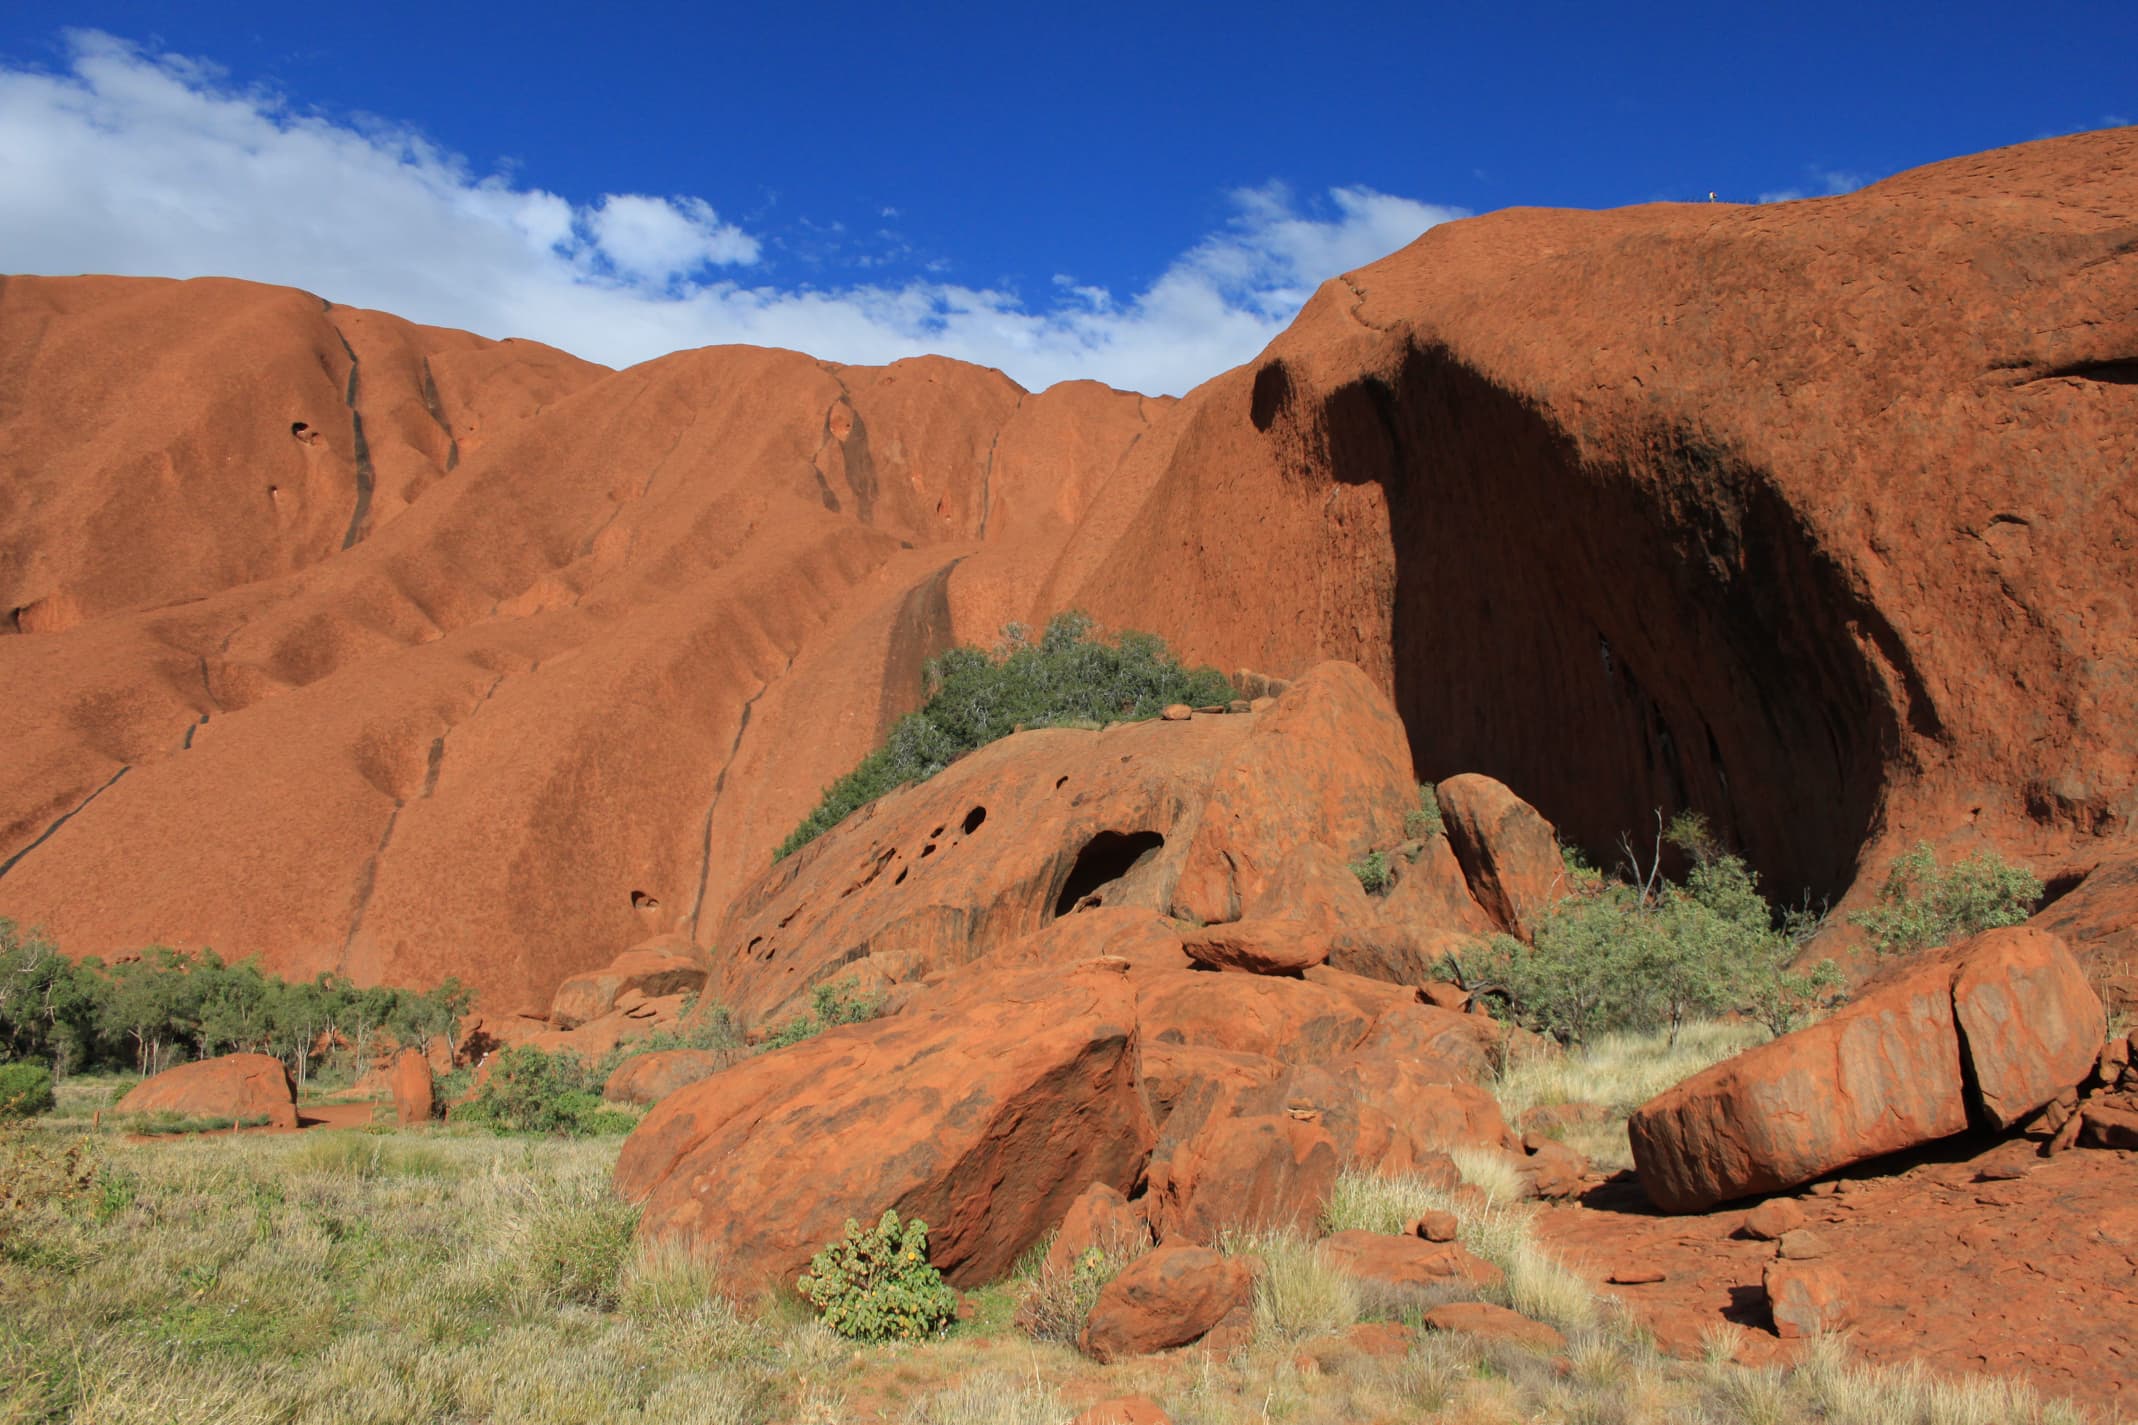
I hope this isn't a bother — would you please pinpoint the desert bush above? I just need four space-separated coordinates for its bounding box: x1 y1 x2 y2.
797 1209 958 1342
0 1062 56 1119
1015 1241 1137 1344
776 611 1234 858
455 1044 638 1137
524 1182 641 1309
1850 841 2044 956
1349 848 1393 895
763 977 880 1050
1404 782 1444 840
1465 814 1844 1046
1246 1231 1361 1339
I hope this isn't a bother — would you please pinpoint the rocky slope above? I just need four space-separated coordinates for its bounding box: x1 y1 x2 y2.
2 128 2134 1020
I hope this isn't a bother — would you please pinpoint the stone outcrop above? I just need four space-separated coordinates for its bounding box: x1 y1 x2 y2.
115 1052 298 1129
1077 1244 1254 1363
388 1047 432 1126
602 1048 732 1106
548 942 707 1031
1630 928 2106 1210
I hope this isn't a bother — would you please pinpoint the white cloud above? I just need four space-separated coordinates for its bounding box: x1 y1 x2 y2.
0 32 1462 394
1757 167 1869 205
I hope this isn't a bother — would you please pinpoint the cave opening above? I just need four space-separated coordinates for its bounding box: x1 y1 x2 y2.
1052 830 1166 918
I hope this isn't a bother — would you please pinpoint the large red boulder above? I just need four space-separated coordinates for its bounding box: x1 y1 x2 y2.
389 1047 433 1126
1433 775 1566 939
615 961 1153 1289
1077 1244 1254 1363
116 1052 298 1129
1181 919 1329 976
1630 930 2105 1210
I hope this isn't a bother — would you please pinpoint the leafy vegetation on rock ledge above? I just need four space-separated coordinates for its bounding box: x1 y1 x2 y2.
775 611 1234 860
1850 841 2044 956
796 1208 959 1342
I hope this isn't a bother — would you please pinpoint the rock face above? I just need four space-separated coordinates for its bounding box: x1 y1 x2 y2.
615 962 1155 1290
547 943 707 1031
712 662 1416 1023
8 132 2136 1028
115 1052 298 1128
1077 1244 1253 1363
602 1048 731 1106
1630 928 2105 1210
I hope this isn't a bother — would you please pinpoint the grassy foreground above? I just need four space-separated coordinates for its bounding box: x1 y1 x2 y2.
0 1047 2111 1425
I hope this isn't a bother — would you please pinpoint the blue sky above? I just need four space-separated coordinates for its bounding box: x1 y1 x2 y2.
1 2 2130 393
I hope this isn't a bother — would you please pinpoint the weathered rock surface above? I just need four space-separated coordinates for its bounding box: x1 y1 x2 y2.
602 1048 732 1106
115 1052 298 1128
389 1047 433 1126
1320 1229 1503 1295
1435 774 1567 938
1077 1244 1253 1363
616 962 1153 1289
713 662 1414 1023
1180 919 1329 976
548 943 706 1031
1630 929 2105 1210
1044 1182 1153 1275
1420 1301 1565 1351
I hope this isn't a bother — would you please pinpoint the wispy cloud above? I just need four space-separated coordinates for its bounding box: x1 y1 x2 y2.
1756 167 1871 205
0 32 1463 395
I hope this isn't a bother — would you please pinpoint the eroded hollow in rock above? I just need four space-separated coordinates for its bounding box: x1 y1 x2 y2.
1319 345 1903 903
1052 830 1165 918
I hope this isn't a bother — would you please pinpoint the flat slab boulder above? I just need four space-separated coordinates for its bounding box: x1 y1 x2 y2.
615 961 1153 1289
1631 928 2104 1210
1435 774 1565 939
1078 1244 1253 1362
1321 1229 1503 1294
1181 919 1328 976
116 1052 297 1128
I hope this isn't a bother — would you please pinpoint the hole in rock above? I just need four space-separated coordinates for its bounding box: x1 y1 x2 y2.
893 867 908 886
290 421 310 436
930 824 946 838
1054 776 1069 791
1052 831 1165 918
962 805 987 835
1250 359 1293 432
631 890 659 911
921 843 936 858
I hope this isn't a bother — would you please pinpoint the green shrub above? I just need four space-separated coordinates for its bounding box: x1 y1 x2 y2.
454 1045 638 1137
776 612 1234 859
1404 783 1444 840
0 1063 56 1119
1850 842 2044 956
1464 814 1844 1046
764 978 881 1050
1350 849 1393 895
796 1208 958 1342
1015 1242 1136 1344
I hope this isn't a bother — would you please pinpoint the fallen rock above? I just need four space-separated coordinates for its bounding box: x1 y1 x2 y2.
1410 1210 1460 1243
1181 919 1328 976
1950 927 2106 1128
602 1048 732 1105
1420 1301 1565 1352
2078 1098 2138 1150
1630 931 2103 1210
1145 1111 1338 1243
1320 1229 1502 1296
1775 1228 1830 1261
1044 1181 1154 1274
1379 834 1500 938
115 1052 298 1129
389 1047 433 1126
1078 1244 1253 1363
1740 1199 1805 1241
1435 774 1566 939
1764 1259 1853 1338
1517 1136 1588 1200
617 962 1152 1289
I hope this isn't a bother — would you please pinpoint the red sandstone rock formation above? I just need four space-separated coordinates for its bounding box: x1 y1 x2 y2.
5 131 2135 1024
114 1052 298 1128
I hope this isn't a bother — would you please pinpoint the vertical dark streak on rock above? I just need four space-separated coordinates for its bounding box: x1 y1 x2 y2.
689 655 796 933
340 799 405 974
419 357 460 473
328 324 376 551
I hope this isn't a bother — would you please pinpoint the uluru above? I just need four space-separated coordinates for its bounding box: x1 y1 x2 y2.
2 12 2135 1419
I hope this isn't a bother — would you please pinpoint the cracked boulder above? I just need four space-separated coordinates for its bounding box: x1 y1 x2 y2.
1629 928 2105 1211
